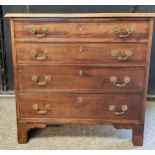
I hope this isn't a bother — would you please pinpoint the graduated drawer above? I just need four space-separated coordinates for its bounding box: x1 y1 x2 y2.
19 93 142 120
16 43 147 65
18 67 144 92
14 18 149 42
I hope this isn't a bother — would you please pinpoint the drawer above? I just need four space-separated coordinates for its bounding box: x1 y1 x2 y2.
14 19 149 42
16 43 147 65
18 67 144 92
19 93 142 120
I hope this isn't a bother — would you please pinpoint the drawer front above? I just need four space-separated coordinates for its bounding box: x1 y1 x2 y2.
14 19 149 41
18 67 144 92
16 43 147 65
19 94 142 120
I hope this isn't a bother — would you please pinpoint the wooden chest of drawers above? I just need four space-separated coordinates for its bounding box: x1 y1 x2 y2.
6 13 155 146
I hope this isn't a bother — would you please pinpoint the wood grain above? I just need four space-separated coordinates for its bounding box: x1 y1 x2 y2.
16 43 147 65
17 67 145 92
8 14 154 146
4 13 155 18
19 93 142 120
14 19 149 42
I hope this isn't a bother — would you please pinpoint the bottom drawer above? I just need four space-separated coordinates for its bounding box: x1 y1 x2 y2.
19 93 142 120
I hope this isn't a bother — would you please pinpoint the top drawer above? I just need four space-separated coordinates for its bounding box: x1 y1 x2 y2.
14 18 149 42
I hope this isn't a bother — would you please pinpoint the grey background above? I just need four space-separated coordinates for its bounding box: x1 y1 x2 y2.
1 5 155 94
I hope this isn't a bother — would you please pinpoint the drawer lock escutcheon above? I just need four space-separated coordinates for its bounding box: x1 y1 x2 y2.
113 26 134 38
32 104 51 114
78 24 85 32
79 46 84 52
32 75 51 86
77 97 83 103
109 105 128 115
111 50 132 61
79 70 83 76
110 76 130 87
31 49 48 60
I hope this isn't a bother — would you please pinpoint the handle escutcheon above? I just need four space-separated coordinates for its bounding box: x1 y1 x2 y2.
32 75 51 86
111 50 132 61
110 76 130 87
32 104 51 114
113 26 134 38
109 105 128 115
31 49 48 60
27 27 49 38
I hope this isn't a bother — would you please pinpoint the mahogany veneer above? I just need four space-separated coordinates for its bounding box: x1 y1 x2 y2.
6 13 155 146
16 43 147 65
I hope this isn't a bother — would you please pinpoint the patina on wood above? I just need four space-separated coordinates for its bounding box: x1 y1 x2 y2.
9 13 154 146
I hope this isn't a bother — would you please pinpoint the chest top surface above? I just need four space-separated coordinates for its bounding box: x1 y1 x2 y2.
4 13 155 18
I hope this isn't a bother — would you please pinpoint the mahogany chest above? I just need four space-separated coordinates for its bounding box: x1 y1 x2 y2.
6 13 155 146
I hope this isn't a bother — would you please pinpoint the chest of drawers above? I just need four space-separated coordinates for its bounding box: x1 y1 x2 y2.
6 13 155 146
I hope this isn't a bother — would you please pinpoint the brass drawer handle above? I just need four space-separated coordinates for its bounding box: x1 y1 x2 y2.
111 50 132 61
113 26 133 38
31 49 48 60
109 105 128 115
32 75 51 86
110 76 130 87
78 24 84 32
27 27 49 38
32 104 51 114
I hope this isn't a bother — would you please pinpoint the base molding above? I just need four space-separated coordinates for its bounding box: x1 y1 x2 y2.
17 121 144 146
17 122 47 144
